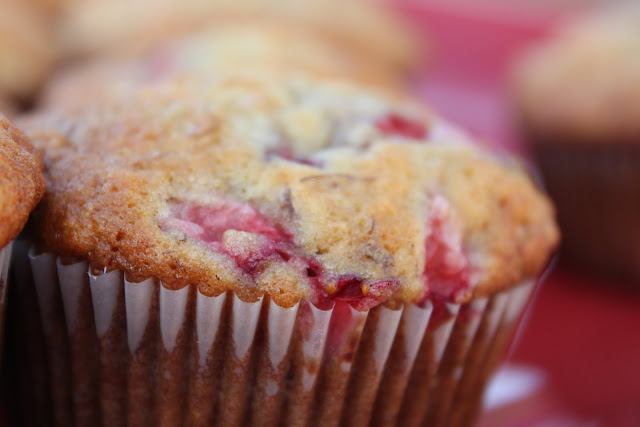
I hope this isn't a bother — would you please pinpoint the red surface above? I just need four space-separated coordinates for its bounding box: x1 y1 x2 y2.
395 0 640 425
397 0 566 155
512 268 640 424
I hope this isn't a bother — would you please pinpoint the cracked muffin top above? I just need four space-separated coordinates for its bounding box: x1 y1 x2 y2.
0 115 46 248
513 4 640 140
22 74 558 310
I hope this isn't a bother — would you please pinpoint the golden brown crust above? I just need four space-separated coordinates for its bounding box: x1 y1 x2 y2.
22 75 557 307
0 115 46 248
512 4 640 141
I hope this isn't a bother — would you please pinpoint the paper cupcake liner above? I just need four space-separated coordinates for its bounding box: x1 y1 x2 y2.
9 247 534 427
0 241 12 350
0 242 11 305
533 141 640 282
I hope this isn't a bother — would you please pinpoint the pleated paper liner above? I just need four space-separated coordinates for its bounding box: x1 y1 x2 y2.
533 141 640 283
0 242 12 352
8 246 534 427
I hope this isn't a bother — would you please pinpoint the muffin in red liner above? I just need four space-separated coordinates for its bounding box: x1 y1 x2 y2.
512 4 640 282
10 74 557 426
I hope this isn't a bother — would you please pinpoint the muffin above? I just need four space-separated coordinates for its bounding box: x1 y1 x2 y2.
58 0 419 74
43 22 407 110
0 0 55 103
512 4 640 282
12 74 557 427
0 115 45 346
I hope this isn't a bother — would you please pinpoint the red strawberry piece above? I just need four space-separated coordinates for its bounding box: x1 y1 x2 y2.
168 199 291 244
311 275 399 312
265 145 321 167
422 196 471 303
163 199 398 310
163 199 294 276
375 113 427 139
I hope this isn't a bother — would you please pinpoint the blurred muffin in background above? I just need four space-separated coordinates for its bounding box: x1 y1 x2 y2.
29 0 76 15
43 22 409 110
0 0 56 109
512 4 640 282
57 0 421 77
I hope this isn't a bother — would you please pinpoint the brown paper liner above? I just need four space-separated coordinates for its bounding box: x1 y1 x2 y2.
533 141 640 283
8 248 534 427
0 242 12 355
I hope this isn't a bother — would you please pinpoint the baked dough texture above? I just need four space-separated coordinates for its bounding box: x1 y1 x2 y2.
22 74 558 309
0 115 46 248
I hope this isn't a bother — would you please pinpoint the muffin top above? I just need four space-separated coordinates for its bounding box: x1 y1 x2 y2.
58 0 419 73
0 116 46 248
513 4 640 140
22 74 558 310
0 0 55 101
43 22 405 110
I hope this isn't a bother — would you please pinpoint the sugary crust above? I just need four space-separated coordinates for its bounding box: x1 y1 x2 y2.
43 23 404 110
512 4 640 141
22 75 557 307
0 0 55 100
58 0 419 73
0 115 46 248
